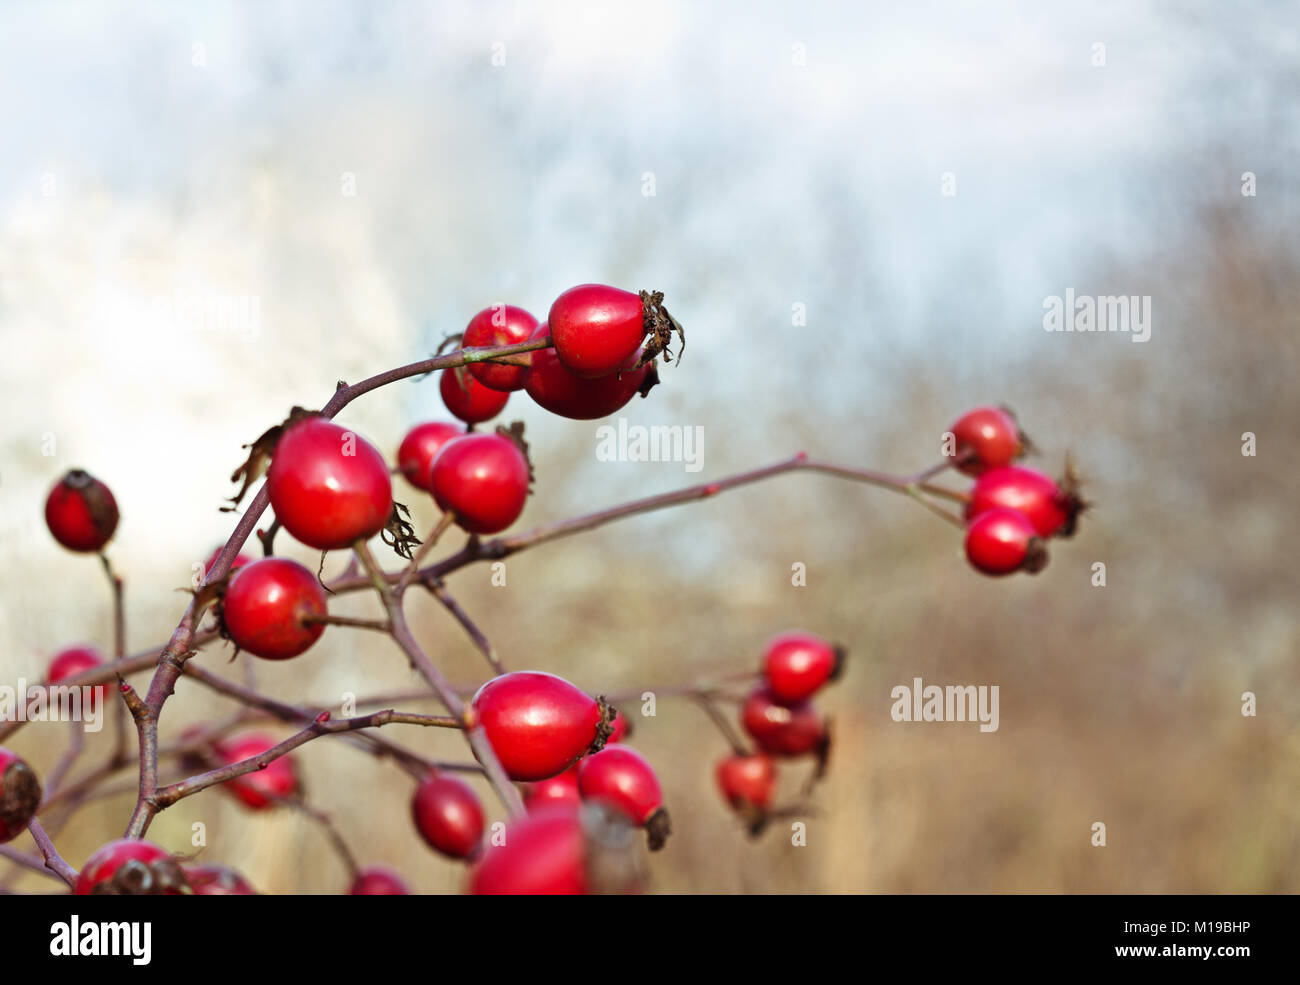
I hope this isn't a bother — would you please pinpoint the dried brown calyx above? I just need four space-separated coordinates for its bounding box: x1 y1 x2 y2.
637 290 684 368
223 406 318 511
495 420 536 490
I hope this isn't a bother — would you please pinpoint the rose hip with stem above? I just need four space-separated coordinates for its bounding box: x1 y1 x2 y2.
47 645 108 716
762 631 844 704
524 323 658 420
220 557 328 660
396 421 464 492
440 365 509 424
948 406 1028 476
577 745 671 851
471 671 607 782
964 506 1048 576
411 772 485 860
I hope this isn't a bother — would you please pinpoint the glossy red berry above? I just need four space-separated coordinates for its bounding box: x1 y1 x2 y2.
221 557 328 660
524 323 655 420
204 548 253 578
577 746 670 850
463 304 539 392
468 805 587 895
75 839 185 895
716 754 777 813
762 632 843 703
440 366 509 424
524 765 581 811
0 748 41 843
267 417 393 550
396 421 463 492
47 645 107 715
949 406 1026 476
549 284 648 379
471 672 603 781
214 733 300 810
429 432 530 534
412 773 485 860
183 863 257 895
350 866 411 895
964 507 1048 576
966 465 1079 538
741 687 827 758
44 469 119 552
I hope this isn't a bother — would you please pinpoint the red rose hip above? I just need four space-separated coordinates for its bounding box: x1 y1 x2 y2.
75 839 185 895
44 469 119 552
949 406 1027 476
471 672 603 781
577 746 671 850
762 631 843 703
525 765 582 811
221 557 328 660
741 687 827 758
0 748 41 843
524 323 656 420
716 754 777 813
412 773 485 860
964 507 1047 576
463 304 539 392
47 646 107 716
214 733 300 810
468 805 587 895
183 863 258 895
966 465 1081 538
429 432 530 534
440 366 509 424
267 416 393 550
350 866 410 895
548 284 651 379
396 421 463 492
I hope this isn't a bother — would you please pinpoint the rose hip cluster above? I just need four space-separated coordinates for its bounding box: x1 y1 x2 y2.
948 406 1086 576
17 284 1088 896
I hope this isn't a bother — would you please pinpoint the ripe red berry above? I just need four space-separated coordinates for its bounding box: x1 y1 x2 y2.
75 839 186 895
468 805 587 895
524 323 655 420
966 465 1080 538
762 632 843 703
349 866 411 895
183 863 258 895
949 406 1026 476
47 645 107 715
524 765 581 811
267 417 393 550
204 548 253 578
577 746 670 850
964 507 1048 576
471 671 603 781
716 754 778 815
548 284 649 379
44 469 119 552
0 748 41 843
741 687 827 758
214 733 300 810
396 421 463 492
429 432 530 534
411 773 485 860
220 557 328 660
440 366 510 424
463 304 539 392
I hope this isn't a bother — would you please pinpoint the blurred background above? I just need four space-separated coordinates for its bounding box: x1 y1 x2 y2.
1 0 1296 893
